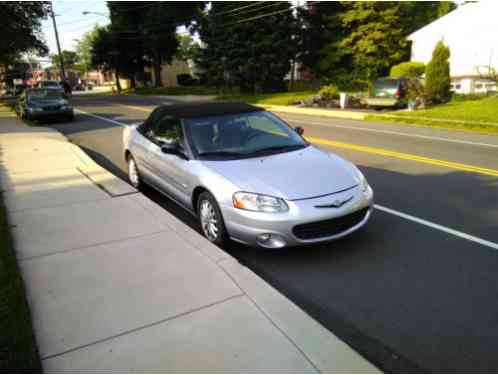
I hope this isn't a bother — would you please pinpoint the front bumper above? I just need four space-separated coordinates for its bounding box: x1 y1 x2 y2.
28 108 73 120
222 185 373 248
365 97 401 107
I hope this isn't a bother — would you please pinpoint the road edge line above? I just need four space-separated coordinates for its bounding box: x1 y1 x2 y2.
375 204 498 251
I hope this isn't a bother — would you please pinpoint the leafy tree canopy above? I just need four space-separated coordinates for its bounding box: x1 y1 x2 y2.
176 34 201 62
302 1 456 88
0 2 50 67
197 1 298 93
76 25 101 72
425 40 451 104
51 50 78 69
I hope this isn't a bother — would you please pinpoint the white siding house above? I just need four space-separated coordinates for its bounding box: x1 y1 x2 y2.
408 1 498 94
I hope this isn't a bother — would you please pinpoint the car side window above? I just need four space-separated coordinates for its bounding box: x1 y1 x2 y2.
151 115 184 148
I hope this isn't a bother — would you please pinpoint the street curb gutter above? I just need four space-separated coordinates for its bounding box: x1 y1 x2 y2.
68 143 137 197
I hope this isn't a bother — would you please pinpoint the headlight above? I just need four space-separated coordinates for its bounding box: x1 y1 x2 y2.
356 169 369 192
61 105 72 111
233 192 288 213
28 107 42 112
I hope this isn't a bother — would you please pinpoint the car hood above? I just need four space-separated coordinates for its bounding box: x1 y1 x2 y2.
29 99 66 107
201 146 359 200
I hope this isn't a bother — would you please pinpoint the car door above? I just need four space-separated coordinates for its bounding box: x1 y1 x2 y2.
148 115 192 206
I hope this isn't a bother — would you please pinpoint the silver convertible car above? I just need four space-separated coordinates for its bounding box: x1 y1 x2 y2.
123 102 373 248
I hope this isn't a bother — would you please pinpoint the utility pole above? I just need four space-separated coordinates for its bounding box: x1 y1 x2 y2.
50 1 66 81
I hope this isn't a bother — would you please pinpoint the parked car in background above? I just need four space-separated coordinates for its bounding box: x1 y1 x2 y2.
73 80 94 91
38 80 64 93
365 77 420 109
123 102 373 249
16 88 74 122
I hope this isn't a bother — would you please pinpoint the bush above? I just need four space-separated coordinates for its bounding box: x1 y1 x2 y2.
318 84 340 101
390 61 426 79
425 41 451 104
176 74 197 86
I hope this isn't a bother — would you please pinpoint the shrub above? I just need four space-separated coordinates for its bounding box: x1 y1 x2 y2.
425 41 451 104
318 84 340 101
176 74 197 86
390 61 426 79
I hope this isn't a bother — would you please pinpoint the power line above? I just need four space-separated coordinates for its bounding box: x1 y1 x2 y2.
224 3 304 27
210 2 268 17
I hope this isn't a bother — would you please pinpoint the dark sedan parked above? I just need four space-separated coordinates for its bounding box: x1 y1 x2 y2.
16 88 74 122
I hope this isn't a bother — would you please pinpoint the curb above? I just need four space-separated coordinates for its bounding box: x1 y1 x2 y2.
261 104 367 120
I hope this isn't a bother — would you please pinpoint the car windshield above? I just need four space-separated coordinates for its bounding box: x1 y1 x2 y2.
184 111 307 160
28 90 64 100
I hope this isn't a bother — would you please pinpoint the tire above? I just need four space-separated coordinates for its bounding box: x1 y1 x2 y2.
127 154 142 189
197 191 228 246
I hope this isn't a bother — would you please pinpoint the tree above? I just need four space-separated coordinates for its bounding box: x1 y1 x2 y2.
316 1 456 89
176 34 201 62
425 40 451 104
51 50 78 69
197 1 298 93
0 2 49 72
76 25 101 73
141 2 204 87
296 2 345 79
90 26 124 91
103 2 203 88
390 61 426 79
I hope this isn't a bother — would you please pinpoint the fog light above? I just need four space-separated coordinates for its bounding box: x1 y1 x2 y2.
256 233 286 248
258 233 272 242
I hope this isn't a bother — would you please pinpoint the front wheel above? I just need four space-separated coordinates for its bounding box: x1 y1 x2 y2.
197 192 228 246
127 154 142 189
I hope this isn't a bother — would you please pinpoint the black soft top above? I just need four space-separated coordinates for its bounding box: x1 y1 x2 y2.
145 101 263 125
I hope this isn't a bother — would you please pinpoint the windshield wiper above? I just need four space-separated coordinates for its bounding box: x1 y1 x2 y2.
248 144 307 156
197 151 244 158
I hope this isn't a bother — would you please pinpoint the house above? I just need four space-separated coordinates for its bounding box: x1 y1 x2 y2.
148 58 193 87
408 1 498 94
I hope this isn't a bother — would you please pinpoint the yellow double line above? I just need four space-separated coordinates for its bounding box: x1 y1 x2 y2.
307 136 498 177
116 103 498 178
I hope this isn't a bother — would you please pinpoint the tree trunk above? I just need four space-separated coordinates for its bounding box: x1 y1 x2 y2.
154 60 163 87
130 75 136 89
115 69 122 93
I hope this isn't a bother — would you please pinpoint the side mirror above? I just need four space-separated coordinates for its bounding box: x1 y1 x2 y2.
161 142 189 160
161 141 179 154
294 126 304 136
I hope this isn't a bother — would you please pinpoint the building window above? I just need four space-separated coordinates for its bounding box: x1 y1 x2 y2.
455 84 461 89
475 84 483 89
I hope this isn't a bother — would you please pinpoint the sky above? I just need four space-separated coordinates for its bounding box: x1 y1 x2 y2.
40 0 192 65
41 0 110 61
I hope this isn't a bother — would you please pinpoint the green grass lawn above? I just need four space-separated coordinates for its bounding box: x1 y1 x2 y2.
126 85 316 106
367 95 498 134
217 91 316 106
0 194 41 372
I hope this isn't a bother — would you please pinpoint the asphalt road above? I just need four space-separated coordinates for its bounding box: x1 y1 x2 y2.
50 94 498 373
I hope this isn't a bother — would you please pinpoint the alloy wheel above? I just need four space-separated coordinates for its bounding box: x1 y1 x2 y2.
200 199 219 242
128 157 140 188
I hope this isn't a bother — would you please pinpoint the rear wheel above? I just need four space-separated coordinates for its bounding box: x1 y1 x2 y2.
127 154 142 189
197 191 227 246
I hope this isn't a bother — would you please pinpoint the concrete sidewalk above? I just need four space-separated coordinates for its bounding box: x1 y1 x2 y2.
0 113 379 372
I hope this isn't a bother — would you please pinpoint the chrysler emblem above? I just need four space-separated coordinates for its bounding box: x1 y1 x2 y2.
314 195 353 208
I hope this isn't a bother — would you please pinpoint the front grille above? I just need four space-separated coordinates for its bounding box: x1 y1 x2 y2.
293 207 369 240
43 105 60 111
